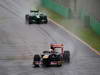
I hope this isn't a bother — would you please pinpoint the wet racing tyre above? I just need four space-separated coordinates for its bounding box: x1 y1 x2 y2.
63 51 70 63
43 16 48 24
44 19 48 24
25 15 29 20
28 16 33 24
33 54 40 66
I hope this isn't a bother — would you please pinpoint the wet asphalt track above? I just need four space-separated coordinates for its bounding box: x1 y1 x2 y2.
0 0 100 75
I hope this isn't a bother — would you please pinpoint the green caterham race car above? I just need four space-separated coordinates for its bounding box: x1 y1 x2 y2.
25 9 48 24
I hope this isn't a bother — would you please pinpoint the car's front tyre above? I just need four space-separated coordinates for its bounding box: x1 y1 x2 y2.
63 51 70 63
25 14 29 24
33 54 40 67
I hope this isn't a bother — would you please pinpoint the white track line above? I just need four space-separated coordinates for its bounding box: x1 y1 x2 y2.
49 18 100 55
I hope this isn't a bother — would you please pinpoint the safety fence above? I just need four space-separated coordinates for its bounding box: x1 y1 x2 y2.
79 9 100 35
41 0 71 18
42 0 100 35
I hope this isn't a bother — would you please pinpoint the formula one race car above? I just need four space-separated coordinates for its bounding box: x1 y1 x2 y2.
25 9 48 24
33 44 70 67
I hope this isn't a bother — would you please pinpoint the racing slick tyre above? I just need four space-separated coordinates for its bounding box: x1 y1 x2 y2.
33 54 40 67
63 51 70 63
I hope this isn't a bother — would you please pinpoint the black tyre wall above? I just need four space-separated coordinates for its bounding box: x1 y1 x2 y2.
34 54 40 61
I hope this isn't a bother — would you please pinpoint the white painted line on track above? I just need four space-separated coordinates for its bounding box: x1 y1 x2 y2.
49 18 100 55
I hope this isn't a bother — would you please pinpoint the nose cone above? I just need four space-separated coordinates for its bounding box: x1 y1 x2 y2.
36 15 40 18
43 55 49 59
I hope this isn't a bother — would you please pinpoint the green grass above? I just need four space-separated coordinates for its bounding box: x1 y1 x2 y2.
40 7 100 51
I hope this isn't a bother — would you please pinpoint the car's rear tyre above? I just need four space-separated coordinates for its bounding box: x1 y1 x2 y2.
43 16 48 24
44 19 48 24
63 51 70 63
25 15 29 20
33 54 40 66
28 20 32 24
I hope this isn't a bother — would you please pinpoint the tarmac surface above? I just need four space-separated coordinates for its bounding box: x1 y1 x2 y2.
0 0 100 75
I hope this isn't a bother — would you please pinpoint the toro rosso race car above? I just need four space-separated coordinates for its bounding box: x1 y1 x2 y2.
33 44 70 67
25 9 48 24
